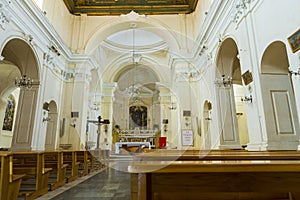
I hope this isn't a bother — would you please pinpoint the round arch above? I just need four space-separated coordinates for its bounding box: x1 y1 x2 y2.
101 54 167 84
214 37 244 149
45 100 58 150
1 38 39 80
261 40 289 74
85 18 181 54
215 37 240 79
0 38 40 151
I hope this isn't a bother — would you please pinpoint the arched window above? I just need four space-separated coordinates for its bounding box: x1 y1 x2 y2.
2 95 16 131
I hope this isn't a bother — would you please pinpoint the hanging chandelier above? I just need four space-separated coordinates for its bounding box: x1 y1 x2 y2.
214 74 233 88
15 75 33 89
125 23 143 104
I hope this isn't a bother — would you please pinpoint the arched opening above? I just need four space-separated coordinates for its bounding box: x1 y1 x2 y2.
1 38 40 151
260 41 299 150
0 88 20 149
202 100 212 150
45 100 58 150
215 38 248 149
233 84 249 147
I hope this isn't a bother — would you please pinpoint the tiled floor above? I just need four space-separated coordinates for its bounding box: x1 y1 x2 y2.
38 167 131 200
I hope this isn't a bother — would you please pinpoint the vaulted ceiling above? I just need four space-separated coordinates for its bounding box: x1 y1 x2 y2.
63 0 198 16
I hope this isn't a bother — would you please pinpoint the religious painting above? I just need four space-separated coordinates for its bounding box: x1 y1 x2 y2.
129 106 147 129
288 28 300 53
241 70 253 86
2 95 16 131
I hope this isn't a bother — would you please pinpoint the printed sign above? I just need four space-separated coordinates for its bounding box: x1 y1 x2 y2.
182 129 193 146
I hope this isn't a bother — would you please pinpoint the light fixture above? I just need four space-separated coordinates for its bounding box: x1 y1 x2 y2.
214 74 233 88
15 49 34 89
168 93 177 110
42 117 51 122
15 75 33 89
124 23 143 104
241 95 252 103
289 68 300 76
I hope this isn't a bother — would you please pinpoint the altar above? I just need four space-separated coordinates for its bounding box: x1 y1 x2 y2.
115 142 151 154
117 128 158 148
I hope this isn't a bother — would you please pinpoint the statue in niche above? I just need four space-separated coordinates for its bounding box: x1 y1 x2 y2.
2 95 15 131
129 105 147 129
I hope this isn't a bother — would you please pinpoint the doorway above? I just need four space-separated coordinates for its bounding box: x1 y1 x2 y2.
260 41 299 149
45 101 58 150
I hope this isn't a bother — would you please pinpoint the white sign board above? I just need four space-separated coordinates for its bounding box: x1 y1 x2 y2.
182 129 193 146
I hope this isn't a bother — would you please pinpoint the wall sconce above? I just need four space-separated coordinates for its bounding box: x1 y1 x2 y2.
42 110 50 122
162 119 168 133
70 118 77 128
214 75 233 88
205 111 212 120
184 117 191 127
163 124 168 132
70 111 79 128
103 124 108 133
43 117 51 122
241 95 252 103
289 68 300 76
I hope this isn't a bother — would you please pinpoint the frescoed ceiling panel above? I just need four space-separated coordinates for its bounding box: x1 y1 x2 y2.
63 0 198 15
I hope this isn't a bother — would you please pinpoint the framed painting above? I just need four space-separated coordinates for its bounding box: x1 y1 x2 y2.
288 28 300 53
2 95 15 131
241 70 253 86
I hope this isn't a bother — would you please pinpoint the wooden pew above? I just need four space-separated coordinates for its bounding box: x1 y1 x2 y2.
44 151 68 190
135 149 300 161
12 152 52 200
0 152 24 200
76 150 90 176
62 150 80 182
89 149 108 170
88 151 95 173
129 159 300 200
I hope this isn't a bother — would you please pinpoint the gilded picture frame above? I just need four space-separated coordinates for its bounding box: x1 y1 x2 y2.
288 28 300 53
241 70 253 86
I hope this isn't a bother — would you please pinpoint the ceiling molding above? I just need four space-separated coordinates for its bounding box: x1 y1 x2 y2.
63 0 198 16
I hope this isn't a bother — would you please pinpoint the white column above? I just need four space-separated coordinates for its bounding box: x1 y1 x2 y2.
70 68 92 150
100 82 117 150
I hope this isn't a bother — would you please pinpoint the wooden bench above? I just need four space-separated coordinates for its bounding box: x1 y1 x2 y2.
88 151 95 173
62 150 80 182
44 151 68 190
129 159 300 200
12 152 52 200
76 150 90 176
135 149 300 161
89 149 109 170
130 150 300 200
0 152 25 200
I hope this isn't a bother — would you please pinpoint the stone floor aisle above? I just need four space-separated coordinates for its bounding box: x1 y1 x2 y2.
44 167 131 200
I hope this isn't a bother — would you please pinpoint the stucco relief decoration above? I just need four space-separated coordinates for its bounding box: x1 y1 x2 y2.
2 95 15 131
232 0 252 23
62 70 74 82
0 3 11 30
43 52 54 68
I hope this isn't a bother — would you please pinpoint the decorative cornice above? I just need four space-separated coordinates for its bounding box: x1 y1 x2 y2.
176 69 201 82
